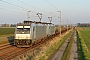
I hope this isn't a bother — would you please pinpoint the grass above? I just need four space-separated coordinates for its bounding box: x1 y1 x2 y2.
0 28 15 35
77 31 85 60
0 28 15 44
79 30 90 51
0 34 14 45
77 27 90 60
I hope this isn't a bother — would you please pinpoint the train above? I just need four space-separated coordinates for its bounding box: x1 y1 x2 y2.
14 21 56 47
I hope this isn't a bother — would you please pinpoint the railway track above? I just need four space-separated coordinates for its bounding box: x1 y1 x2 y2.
0 29 70 60
0 46 22 59
0 42 14 50
0 33 59 60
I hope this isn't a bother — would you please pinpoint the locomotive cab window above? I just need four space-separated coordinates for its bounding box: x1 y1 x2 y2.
24 26 30 34
17 26 23 32
16 26 30 34
24 26 30 31
24 28 30 31
17 28 23 31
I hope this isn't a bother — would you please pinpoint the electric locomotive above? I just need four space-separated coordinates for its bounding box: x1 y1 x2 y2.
14 21 55 47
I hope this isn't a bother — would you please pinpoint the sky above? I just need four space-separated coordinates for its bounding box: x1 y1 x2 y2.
0 0 90 25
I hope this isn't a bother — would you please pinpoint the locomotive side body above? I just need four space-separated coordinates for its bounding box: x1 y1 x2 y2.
46 24 55 37
49 25 55 35
33 24 47 40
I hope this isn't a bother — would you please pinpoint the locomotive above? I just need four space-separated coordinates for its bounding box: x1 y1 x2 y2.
14 21 56 47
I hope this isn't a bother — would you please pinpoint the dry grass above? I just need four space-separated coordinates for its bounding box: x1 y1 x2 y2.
0 34 14 45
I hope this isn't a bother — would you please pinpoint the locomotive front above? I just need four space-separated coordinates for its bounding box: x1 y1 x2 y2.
14 23 31 47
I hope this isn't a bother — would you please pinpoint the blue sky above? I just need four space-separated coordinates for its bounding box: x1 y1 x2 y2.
0 0 90 24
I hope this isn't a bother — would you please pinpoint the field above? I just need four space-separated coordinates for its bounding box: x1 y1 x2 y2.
77 27 90 60
79 28 90 51
0 28 15 44
0 28 15 35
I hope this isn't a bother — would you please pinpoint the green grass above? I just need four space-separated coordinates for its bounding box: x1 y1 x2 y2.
0 28 15 35
79 29 90 51
77 28 90 60
77 31 85 60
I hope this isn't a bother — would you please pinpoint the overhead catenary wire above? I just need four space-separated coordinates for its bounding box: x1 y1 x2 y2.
45 0 64 18
0 0 28 11
17 0 60 23
45 0 68 22
0 7 26 15
0 0 37 17
17 0 58 17
45 0 59 10
0 0 61 24
0 3 27 15
45 0 60 18
0 0 55 18
17 0 44 13
0 0 58 17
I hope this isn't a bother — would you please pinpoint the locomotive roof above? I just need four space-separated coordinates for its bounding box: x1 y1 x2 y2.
24 20 52 24
24 21 34 24
17 23 31 26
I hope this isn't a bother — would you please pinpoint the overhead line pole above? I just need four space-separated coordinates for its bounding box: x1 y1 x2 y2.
27 11 30 21
67 19 68 31
58 11 61 37
48 17 52 34
70 21 71 29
